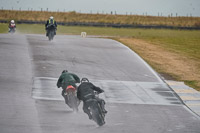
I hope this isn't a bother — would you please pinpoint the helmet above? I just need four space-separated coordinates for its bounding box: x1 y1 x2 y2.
81 78 89 83
62 70 68 74
49 16 54 20
11 20 14 23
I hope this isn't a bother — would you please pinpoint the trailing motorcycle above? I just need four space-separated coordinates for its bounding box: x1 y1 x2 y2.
64 85 80 112
86 92 106 126
9 24 16 33
46 24 56 41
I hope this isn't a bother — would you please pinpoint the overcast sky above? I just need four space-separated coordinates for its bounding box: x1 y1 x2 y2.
1 0 200 16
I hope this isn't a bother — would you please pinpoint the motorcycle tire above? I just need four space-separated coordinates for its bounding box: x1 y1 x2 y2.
90 102 105 126
48 31 54 41
68 92 79 112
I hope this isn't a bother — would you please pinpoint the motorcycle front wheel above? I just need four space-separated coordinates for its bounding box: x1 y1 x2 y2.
48 31 54 41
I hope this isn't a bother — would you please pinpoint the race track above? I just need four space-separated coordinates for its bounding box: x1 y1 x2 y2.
0 34 199 133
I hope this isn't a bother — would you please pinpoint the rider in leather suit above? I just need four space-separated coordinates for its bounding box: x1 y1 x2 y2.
57 70 80 104
77 78 107 119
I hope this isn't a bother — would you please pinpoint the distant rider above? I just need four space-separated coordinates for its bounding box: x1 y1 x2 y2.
45 16 57 36
77 78 107 119
8 20 16 32
57 70 80 105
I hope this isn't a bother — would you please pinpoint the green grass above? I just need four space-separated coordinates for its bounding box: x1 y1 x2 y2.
136 30 200 60
0 23 9 33
16 24 45 34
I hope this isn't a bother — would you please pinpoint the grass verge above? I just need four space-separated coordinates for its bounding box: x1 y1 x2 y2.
1 23 200 91
0 23 9 33
115 37 200 91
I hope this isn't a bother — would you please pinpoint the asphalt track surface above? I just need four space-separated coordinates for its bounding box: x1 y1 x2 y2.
0 34 200 133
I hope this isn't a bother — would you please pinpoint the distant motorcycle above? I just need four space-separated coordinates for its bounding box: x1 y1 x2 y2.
86 92 106 126
46 24 56 41
64 85 80 112
9 24 16 33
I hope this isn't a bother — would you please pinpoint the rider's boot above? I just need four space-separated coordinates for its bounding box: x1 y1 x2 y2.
88 113 92 120
102 107 107 114
83 106 93 119
84 111 92 119
100 100 107 113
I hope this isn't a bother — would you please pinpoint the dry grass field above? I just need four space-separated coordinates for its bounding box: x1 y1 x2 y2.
0 10 200 27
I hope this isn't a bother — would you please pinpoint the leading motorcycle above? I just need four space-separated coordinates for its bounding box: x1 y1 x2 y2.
64 85 80 112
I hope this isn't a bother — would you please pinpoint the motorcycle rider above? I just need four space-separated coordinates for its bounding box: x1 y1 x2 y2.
8 20 16 32
57 70 80 105
77 78 107 119
45 16 57 36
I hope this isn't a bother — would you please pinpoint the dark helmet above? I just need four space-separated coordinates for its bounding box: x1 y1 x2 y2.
81 78 89 83
62 70 68 74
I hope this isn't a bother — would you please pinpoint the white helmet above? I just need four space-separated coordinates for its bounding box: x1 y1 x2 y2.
49 16 54 20
11 20 15 23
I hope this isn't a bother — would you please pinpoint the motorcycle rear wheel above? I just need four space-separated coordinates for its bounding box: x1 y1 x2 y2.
91 105 105 126
67 92 79 112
